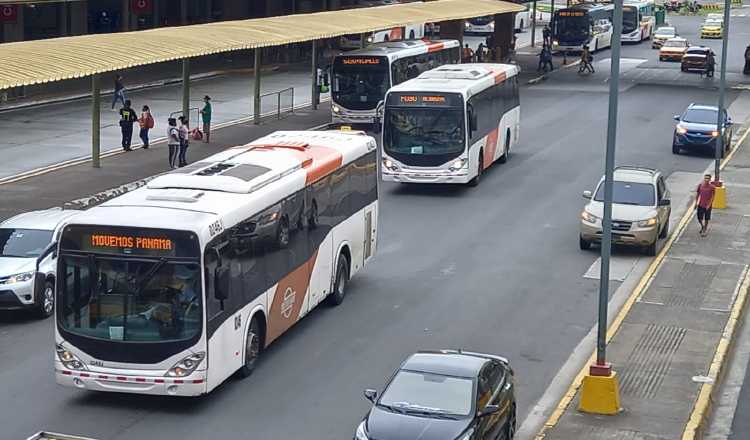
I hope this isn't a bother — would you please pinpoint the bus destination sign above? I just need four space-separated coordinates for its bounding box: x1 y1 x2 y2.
89 234 173 251
341 57 382 65
61 225 200 258
388 92 461 107
559 10 585 17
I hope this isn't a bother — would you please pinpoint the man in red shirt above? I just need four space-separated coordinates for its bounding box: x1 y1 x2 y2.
696 174 716 236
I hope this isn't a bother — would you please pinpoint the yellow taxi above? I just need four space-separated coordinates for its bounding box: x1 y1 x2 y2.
659 37 689 61
700 18 723 39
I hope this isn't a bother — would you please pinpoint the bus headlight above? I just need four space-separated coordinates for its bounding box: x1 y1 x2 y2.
56 344 87 371
448 159 467 172
383 159 398 171
166 352 205 377
332 105 341 114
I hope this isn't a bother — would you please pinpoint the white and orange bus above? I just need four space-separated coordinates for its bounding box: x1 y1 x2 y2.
331 39 460 125
381 63 520 186
54 130 378 396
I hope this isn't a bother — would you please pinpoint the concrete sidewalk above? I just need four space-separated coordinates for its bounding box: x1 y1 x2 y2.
0 102 332 222
537 116 750 438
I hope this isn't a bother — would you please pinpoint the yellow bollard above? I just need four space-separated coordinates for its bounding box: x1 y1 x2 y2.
713 184 727 209
579 371 621 415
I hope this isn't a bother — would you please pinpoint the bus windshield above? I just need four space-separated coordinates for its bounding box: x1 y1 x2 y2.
554 14 590 44
384 108 465 158
59 255 202 342
332 56 390 111
622 7 639 33
469 15 493 25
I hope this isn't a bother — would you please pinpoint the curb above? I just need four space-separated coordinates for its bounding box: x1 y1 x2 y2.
534 116 750 440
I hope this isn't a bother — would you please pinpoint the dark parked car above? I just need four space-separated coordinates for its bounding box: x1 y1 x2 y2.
355 350 516 440
673 104 732 156
681 46 715 76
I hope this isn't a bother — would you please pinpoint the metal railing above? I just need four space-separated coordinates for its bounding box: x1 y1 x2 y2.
259 87 295 120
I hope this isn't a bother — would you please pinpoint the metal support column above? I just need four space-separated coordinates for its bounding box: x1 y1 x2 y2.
531 0 537 48
92 74 101 168
596 0 624 368
312 41 319 110
182 58 190 120
715 0 731 181
254 49 262 124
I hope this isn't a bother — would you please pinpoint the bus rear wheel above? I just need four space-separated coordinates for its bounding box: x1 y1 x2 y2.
237 316 262 378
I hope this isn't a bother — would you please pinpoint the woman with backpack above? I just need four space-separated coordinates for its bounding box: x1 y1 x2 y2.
167 118 180 169
138 105 154 148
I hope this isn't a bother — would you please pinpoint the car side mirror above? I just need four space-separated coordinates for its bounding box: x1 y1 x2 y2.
673 115 680 121
479 404 501 417
364 389 378 403
214 266 230 301
659 198 671 206
583 190 592 199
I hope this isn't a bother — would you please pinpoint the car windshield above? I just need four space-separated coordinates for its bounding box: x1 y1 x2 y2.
594 181 655 206
686 49 707 55
379 370 474 417
655 28 675 37
384 108 465 157
332 57 390 111
59 255 202 342
663 40 685 48
0 228 52 258
683 108 718 124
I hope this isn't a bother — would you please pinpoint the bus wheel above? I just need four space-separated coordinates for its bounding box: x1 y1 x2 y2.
276 216 290 249
326 254 349 306
469 153 483 187
237 317 262 378
499 131 511 164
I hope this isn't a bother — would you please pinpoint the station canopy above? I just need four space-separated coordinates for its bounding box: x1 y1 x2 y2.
0 0 523 90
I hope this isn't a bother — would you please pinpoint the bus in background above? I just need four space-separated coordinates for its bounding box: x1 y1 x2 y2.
552 3 615 52
381 63 520 186
54 130 378 396
331 39 460 125
339 23 425 50
622 0 655 43
464 8 530 35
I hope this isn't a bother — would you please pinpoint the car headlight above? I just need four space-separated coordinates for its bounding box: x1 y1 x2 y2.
676 125 687 135
166 352 205 377
355 421 369 440
459 429 475 440
448 158 467 172
383 159 398 171
0 270 35 285
581 211 599 223
56 344 87 371
637 217 658 228
711 130 720 137
552 39 559 46
332 105 341 114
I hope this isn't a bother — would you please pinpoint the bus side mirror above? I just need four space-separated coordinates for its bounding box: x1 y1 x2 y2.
376 100 385 118
214 266 230 301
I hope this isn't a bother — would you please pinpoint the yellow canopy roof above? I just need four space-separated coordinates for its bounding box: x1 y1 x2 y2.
0 0 523 90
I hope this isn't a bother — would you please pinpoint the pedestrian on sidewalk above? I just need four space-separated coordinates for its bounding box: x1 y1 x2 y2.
138 105 154 149
111 74 126 110
200 95 212 143
167 118 180 169
178 116 190 167
118 100 138 152
696 174 717 236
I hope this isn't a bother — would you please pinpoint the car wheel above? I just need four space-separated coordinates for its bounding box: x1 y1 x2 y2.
506 404 517 439
237 316 262 378
469 152 483 187
660 218 669 239
326 254 349 306
672 143 680 154
276 216 290 249
35 279 55 319
580 236 592 250
644 239 657 256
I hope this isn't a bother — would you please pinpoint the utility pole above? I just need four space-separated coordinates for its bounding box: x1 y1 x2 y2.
531 0 537 47
715 0 731 182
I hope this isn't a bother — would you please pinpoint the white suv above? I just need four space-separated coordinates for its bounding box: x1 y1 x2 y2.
0 209 79 318
580 167 671 256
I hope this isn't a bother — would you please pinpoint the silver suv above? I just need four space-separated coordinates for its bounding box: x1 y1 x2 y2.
580 167 671 256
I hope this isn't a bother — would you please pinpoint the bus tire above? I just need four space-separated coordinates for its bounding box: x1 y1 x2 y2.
469 152 483 187
326 254 350 306
499 130 511 164
35 279 55 319
237 316 262 378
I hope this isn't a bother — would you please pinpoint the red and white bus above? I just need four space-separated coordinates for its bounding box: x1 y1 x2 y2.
382 63 520 186
54 130 378 396
331 39 460 125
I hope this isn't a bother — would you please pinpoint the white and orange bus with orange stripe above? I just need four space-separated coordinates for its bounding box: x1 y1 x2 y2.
331 39 460 125
381 63 520 186
54 130 378 396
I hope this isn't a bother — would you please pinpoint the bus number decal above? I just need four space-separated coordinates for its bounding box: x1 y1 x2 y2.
209 220 224 237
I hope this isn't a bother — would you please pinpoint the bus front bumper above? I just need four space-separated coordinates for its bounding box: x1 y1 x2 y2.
382 170 470 184
56 363 207 396
621 29 643 42
331 107 377 125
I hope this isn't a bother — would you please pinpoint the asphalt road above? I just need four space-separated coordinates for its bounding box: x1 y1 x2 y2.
0 13 744 440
